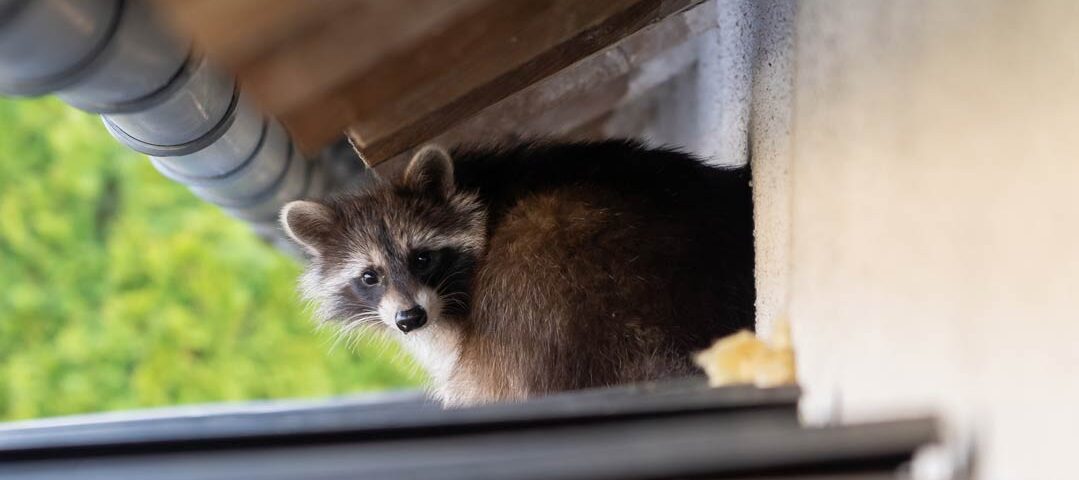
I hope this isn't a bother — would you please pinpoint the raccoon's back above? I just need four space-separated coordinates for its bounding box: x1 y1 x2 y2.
452 140 751 227
452 140 754 398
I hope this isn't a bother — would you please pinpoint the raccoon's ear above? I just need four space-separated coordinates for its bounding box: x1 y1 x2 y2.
403 145 454 199
280 200 334 256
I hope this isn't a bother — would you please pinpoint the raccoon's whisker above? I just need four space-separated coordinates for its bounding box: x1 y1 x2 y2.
325 333 343 353
353 320 381 333
338 318 371 331
370 332 391 358
341 323 380 350
439 291 471 301
373 335 391 358
439 292 471 309
434 268 470 294
332 312 382 346
435 277 472 312
441 294 468 303
440 296 469 310
439 285 469 296
328 325 355 353
341 317 381 333
345 313 381 322
347 325 377 348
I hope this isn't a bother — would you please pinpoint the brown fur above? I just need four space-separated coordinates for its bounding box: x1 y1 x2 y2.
281 140 754 406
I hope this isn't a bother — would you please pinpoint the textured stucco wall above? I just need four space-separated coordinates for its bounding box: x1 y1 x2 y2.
789 1 1079 478
602 0 794 335
742 1 793 338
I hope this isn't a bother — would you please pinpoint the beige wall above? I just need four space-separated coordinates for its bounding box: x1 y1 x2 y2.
784 1 1079 478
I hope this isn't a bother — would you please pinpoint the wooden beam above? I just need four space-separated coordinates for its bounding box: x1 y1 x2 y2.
152 0 488 119
431 2 711 147
153 0 705 161
151 0 358 68
342 0 707 165
369 2 711 177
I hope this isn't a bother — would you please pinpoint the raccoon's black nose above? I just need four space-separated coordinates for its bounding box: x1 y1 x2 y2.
395 306 427 333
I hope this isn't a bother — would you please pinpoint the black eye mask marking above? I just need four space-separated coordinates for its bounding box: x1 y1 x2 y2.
411 249 444 279
417 248 475 316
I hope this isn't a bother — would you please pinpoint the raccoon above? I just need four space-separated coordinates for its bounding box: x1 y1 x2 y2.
280 140 755 406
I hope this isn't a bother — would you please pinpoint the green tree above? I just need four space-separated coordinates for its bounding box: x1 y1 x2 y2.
0 97 420 421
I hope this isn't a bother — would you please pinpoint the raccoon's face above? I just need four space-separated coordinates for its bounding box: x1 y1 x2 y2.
280 147 486 337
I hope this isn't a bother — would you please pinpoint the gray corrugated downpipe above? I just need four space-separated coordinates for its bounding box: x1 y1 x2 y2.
0 0 356 248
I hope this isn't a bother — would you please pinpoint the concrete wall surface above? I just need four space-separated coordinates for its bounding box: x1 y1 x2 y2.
601 0 796 336
788 1 1079 478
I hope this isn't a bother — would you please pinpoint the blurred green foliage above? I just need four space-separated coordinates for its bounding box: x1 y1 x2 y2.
0 97 421 421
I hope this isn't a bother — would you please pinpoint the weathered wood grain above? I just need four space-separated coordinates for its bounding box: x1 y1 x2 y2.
152 0 706 161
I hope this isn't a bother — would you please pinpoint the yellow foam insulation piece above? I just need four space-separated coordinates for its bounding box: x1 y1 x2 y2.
693 317 797 388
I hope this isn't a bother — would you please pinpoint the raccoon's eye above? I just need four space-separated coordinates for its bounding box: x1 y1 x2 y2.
359 270 380 286
412 250 440 273
414 251 431 268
